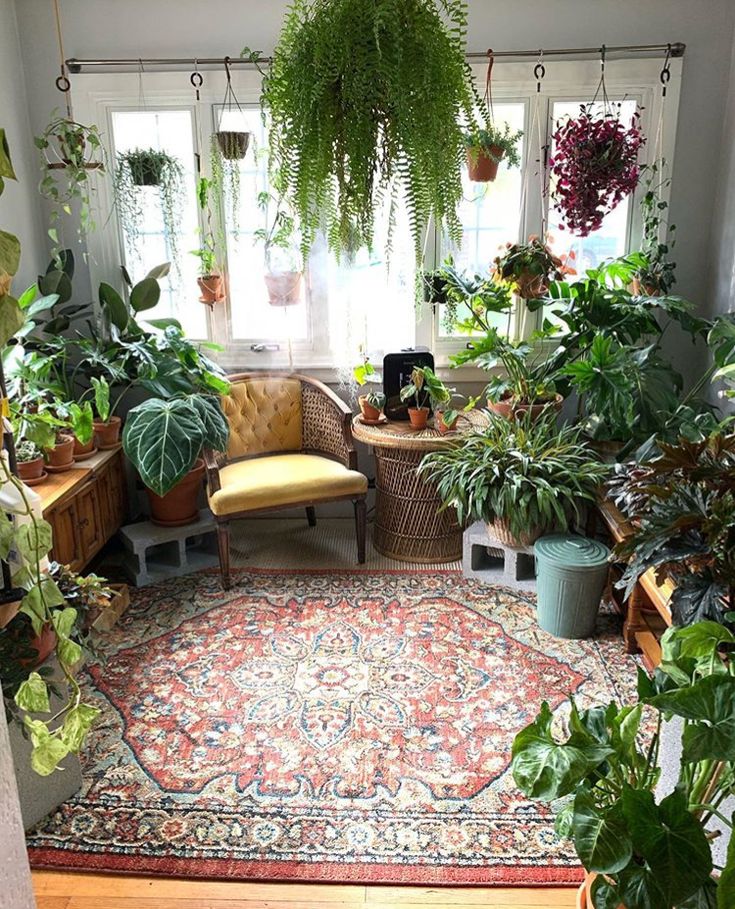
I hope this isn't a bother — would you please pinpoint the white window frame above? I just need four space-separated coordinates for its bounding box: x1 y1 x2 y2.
74 56 682 380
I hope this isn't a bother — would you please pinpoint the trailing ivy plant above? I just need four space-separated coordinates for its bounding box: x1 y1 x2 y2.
262 0 479 262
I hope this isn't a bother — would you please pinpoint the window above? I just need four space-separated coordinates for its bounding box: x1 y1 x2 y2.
77 55 681 377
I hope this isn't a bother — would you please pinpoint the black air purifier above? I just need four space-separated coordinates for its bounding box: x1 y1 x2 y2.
383 349 434 420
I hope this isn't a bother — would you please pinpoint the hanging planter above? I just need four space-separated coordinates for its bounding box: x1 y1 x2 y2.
198 274 226 306
192 177 226 308
217 130 250 161
464 53 522 184
265 271 302 307
550 104 645 237
215 57 251 161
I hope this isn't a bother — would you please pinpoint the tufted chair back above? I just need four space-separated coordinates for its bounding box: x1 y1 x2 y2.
221 376 303 460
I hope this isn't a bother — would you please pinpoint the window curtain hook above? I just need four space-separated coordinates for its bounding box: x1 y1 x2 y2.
190 59 203 100
533 49 545 93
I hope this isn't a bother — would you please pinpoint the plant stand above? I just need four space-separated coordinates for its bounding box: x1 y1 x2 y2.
120 510 218 586
462 520 537 590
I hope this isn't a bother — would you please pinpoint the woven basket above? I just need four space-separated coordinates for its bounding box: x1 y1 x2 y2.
487 519 542 549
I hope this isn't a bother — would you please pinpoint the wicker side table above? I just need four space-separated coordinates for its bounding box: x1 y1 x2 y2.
352 413 485 563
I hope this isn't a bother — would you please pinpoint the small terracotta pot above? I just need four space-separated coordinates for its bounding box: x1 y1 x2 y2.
94 416 122 449
435 410 458 435
197 274 225 305
73 436 95 458
466 145 503 182
265 272 302 307
147 459 206 527
358 396 383 421
17 456 45 481
630 276 661 297
46 434 75 469
487 519 542 549
408 407 430 430
488 393 563 422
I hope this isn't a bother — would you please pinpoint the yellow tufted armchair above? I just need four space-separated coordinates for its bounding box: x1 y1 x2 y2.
204 372 368 588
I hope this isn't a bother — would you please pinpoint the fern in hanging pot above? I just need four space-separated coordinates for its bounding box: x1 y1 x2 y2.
113 148 185 273
464 122 523 183
262 0 479 263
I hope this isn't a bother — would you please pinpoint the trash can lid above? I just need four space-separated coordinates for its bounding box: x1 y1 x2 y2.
534 534 610 568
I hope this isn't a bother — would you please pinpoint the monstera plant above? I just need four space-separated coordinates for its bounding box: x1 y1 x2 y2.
123 394 229 526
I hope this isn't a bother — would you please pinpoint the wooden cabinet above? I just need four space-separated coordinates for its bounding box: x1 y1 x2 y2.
38 448 126 573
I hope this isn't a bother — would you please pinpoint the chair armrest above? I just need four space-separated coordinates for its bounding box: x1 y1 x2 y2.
203 448 224 495
300 378 357 470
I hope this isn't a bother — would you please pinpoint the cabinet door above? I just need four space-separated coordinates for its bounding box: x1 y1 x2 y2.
48 499 82 571
76 483 103 562
97 453 126 540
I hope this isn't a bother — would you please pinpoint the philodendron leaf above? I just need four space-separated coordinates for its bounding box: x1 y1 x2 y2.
38 268 72 304
31 734 69 777
51 606 78 640
60 703 100 752
130 276 161 312
0 229 20 276
511 701 614 801
615 864 669 909
15 671 50 714
99 281 129 330
16 519 54 564
648 675 735 762
190 396 229 453
0 293 24 346
621 786 712 906
572 789 632 874
123 397 205 497
0 128 16 180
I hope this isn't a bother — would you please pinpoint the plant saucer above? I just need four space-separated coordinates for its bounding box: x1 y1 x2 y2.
358 413 388 426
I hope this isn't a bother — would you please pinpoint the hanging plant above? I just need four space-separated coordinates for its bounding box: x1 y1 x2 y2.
113 148 184 273
35 114 105 258
464 123 522 183
550 104 645 236
191 176 225 307
254 188 303 307
210 135 241 236
262 0 478 262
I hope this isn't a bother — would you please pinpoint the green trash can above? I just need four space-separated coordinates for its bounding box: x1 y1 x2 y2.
534 534 610 639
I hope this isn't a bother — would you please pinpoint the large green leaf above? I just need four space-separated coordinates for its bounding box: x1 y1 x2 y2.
130 277 161 313
572 789 632 873
621 787 712 906
190 396 229 453
123 397 205 496
99 282 129 330
15 671 50 714
38 268 72 304
648 675 735 762
511 701 614 801
0 229 21 277
0 293 24 345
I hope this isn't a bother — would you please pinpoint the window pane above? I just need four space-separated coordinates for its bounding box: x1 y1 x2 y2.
111 109 206 338
223 107 309 343
439 102 525 337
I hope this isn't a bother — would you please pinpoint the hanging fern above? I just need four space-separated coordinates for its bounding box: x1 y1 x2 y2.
262 0 478 263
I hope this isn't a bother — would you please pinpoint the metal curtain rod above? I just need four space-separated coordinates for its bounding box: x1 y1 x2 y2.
65 42 685 72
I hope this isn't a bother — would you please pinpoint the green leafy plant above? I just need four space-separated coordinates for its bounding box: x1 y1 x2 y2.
511 620 735 909
210 134 242 235
35 115 105 260
366 391 386 410
439 260 514 335
114 149 184 273
254 189 301 275
353 354 377 387
15 440 41 463
191 176 222 279
493 236 576 300
631 158 677 295
419 414 608 541
464 121 523 168
399 365 451 411
90 376 111 423
123 394 229 496
263 0 479 261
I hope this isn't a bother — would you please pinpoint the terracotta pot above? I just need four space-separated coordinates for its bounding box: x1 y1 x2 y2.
630 276 660 297
515 270 548 300
197 274 225 305
435 410 458 435
466 145 503 182
408 407 430 430
73 436 95 458
488 393 563 422
19 623 57 669
17 456 45 481
217 130 250 160
358 396 383 421
46 434 75 469
147 459 206 527
265 272 302 307
487 518 542 549
94 416 122 450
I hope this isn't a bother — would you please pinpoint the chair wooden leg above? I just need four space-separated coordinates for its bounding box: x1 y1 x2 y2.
216 522 231 590
306 506 317 527
354 498 366 564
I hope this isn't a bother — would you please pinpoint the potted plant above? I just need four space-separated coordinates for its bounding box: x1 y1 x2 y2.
494 236 576 301
399 366 452 430
89 376 122 449
420 413 608 547
511 620 735 909
192 177 225 306
123 394 230 526
255 190 303 306
464 122 523 183
15 440 45 485
550 105 645 236
630 159 677 296
262 0 480 264
353 352 385 421
114 148 184 273
45 430 75 471
35 115 105 259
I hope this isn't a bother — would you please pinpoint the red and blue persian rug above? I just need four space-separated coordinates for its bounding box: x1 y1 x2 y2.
26 569 638 885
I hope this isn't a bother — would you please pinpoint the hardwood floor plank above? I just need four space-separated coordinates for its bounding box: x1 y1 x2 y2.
35 898 71 909
366 886 577 906
65 900 364 909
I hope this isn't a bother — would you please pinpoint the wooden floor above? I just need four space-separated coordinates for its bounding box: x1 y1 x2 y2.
33 871 577 908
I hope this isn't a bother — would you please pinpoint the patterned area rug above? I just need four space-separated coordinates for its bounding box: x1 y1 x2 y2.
26 569 639 885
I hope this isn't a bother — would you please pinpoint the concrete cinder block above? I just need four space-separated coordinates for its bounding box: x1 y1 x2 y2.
462 521 537 590
120 510 218 586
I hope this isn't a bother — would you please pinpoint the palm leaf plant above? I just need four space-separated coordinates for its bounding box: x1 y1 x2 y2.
512 620 735 909
262 0 479 263
419 413 608 546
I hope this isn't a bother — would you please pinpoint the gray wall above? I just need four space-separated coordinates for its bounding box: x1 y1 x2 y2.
709 30 735 321
0 0 46 291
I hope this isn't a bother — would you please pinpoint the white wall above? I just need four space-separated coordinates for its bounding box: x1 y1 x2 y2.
0 0 46 291
709 30 735 320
